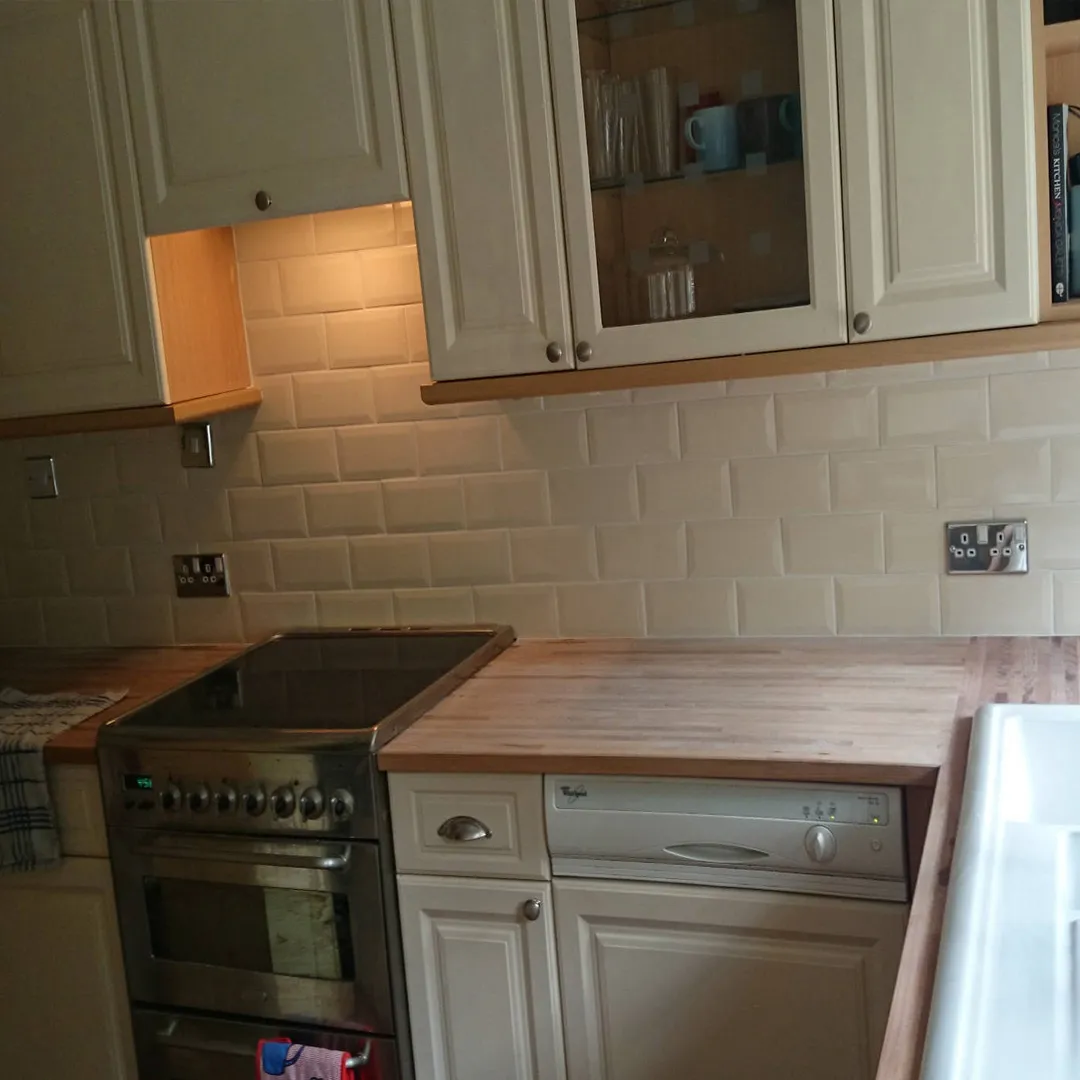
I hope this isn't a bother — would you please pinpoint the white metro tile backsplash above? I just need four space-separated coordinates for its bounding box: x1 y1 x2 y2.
7 202 1080 645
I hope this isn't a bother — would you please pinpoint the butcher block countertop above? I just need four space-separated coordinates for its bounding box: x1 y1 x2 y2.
377 636 1080 785
0 645 243 764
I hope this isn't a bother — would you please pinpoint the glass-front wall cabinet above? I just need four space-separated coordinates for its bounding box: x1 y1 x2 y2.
548 0 848 368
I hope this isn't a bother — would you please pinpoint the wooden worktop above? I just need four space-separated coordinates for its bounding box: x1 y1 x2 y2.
0 645 243 764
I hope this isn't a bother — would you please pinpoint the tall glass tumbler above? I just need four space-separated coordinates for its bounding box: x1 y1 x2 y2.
642 67 677 179
584 70 618 183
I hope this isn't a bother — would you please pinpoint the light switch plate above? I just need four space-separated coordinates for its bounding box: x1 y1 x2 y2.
179 423 214 469
173 554 230 598
946 520 1028 574
24 456 58 499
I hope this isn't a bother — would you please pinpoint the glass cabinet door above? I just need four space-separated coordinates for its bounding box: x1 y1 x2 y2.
547 0 847 368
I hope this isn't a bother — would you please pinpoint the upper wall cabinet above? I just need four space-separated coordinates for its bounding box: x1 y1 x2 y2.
392 0 575 380
0 1 250 425
546 0 848 369
118 0 408 235
836 0 1038 341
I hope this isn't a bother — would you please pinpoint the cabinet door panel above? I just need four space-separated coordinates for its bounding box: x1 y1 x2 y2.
120 0 408 233
398 876 566 1080
392 0 575 380
547 0 847 368
555 879 906 1080
837 0 1038 339
0 1 161 417
0 858 137 1080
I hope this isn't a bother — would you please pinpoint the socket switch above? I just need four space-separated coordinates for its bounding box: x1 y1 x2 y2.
173 554 230 598
946 520 1028 574
25 456 58 499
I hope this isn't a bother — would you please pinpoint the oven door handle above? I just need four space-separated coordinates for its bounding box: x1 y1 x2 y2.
153 1020 371 1069
133 834 351 872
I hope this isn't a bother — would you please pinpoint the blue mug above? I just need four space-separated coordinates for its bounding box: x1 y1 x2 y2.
684 105 739 172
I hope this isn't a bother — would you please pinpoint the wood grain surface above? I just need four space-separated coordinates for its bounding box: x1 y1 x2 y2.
378 638 974 785
0 646 243 763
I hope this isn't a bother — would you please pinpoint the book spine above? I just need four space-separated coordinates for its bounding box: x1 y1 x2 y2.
1050 104 1069 303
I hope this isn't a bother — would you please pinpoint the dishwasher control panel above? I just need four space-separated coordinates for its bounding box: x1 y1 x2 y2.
546 776 907 902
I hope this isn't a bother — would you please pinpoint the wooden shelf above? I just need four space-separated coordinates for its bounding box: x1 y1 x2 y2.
1045 20 1080 57
0 386 263 440
421 320 1080 405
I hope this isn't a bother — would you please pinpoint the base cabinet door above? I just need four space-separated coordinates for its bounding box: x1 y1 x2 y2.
0 0 163 418
118 0 408 233
0 857 137 1080
837 0 1038 340
398 875 567 1080
554 879 907 1080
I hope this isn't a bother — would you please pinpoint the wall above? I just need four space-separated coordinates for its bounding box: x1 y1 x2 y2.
1 202 1080 646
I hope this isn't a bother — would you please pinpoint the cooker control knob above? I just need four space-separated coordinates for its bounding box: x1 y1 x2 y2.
299 787 325 821
271 786 296 819
805 825 838 864
329 789 355 822
186 783 211 813
160 783 182 812
243 786 267 817
216 785 238 814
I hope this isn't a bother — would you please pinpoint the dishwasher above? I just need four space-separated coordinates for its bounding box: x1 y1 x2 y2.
545 775 909 1080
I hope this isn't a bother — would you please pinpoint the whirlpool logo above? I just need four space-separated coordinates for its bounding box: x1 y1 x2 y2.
560 784 588 803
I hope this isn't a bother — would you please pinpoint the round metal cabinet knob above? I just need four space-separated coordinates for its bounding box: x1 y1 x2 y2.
299 787 325 821
186 783 211 813
852 311 872 335
243 786 267 817
522 897 542 922
575 340 593 363
546 342 563 364
805 825 838 864
254 189 272 212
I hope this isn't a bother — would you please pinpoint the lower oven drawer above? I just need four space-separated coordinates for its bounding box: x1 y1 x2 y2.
110 828 394 1033
133 1008 400 1080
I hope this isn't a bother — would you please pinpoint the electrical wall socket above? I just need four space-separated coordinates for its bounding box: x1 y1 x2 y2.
173 554 230 598
946 520 1028 574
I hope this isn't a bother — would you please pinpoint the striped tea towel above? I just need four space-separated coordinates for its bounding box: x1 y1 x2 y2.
0 687 127 874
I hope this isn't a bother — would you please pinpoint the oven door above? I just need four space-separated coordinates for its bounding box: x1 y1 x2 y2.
132 1008 400 1080
110 828 393 1033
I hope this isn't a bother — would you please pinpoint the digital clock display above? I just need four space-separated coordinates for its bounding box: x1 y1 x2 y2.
123 774 154 792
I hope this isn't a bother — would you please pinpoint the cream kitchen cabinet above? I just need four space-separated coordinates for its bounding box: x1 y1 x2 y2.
554 878 907 1080
119 0 408 234
396 0 1038 385
836 0 1038 341
0 766 135 1080
397 876 567 1080
0 1 252 427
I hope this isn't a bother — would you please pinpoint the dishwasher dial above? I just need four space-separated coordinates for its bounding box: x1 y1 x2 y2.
805 825 837 864
243 786 267 817
271 786 296 819
299 787 325 821
160 783 182 812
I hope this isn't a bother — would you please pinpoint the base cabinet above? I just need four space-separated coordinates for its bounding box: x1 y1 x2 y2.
398 875 567 1080
0 856 137 1080
554 878 907 1080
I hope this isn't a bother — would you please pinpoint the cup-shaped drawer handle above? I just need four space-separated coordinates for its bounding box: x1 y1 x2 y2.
437 815 493 842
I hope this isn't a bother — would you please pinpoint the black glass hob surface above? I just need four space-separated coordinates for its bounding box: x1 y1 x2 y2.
107 628 512 734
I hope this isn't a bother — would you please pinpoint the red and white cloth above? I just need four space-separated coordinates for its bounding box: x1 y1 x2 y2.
257 1039 353 1080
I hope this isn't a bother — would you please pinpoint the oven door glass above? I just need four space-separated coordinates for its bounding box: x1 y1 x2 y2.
111 830 393 1033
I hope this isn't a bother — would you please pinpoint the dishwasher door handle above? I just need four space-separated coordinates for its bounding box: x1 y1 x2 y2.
663 842 771 864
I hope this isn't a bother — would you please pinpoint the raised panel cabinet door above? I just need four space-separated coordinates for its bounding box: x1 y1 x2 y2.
546 0 848 369
0 1 163 419
837 0 1039 340
0 857 137 1080
554 879 907 1080
391 0 575 380
118 0 408 233
397 876 567 1080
